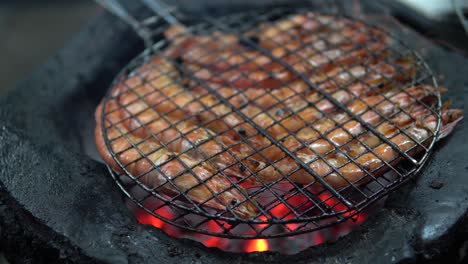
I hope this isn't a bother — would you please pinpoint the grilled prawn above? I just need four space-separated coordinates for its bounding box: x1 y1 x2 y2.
165 13 388 90
95 99 257 219
235 85 443 183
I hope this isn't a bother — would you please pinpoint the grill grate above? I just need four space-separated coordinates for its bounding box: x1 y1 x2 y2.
97 2 444 238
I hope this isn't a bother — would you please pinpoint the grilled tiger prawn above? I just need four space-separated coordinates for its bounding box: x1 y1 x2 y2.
95 96 257 219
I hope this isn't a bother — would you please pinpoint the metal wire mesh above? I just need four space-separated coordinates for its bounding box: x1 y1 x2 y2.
99 5 442 238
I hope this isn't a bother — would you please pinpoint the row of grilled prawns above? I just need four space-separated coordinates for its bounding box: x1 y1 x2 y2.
95 12 463 219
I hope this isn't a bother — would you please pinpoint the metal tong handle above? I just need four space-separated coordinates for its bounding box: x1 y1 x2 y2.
94 0 180 48
140 0 179 25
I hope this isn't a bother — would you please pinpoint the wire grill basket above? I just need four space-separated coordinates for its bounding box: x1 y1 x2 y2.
97 1 443 238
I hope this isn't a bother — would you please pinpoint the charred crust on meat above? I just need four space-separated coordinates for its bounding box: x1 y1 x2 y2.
237 127 247 136
239 163 246 172
239 97 249 109
240 36 260 46
194 114 203 123
275 108 286 117
174 56 183 65
230 199 238 206
247 159 260 168
250 36 260 44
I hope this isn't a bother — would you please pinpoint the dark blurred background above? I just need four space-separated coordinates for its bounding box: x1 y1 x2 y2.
0 0 97 95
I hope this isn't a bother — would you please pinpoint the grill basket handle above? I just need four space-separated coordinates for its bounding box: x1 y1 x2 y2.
94 0 180 48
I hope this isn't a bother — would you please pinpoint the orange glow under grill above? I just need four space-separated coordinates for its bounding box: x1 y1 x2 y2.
245 239 269 253
133 188 369 253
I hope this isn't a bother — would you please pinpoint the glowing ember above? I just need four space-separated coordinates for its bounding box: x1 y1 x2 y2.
314 233 325 245
132 195 373 254
245 239 269 253
137 206 173 229
203 235 222 248
138 210 165 228
126 181 383 254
